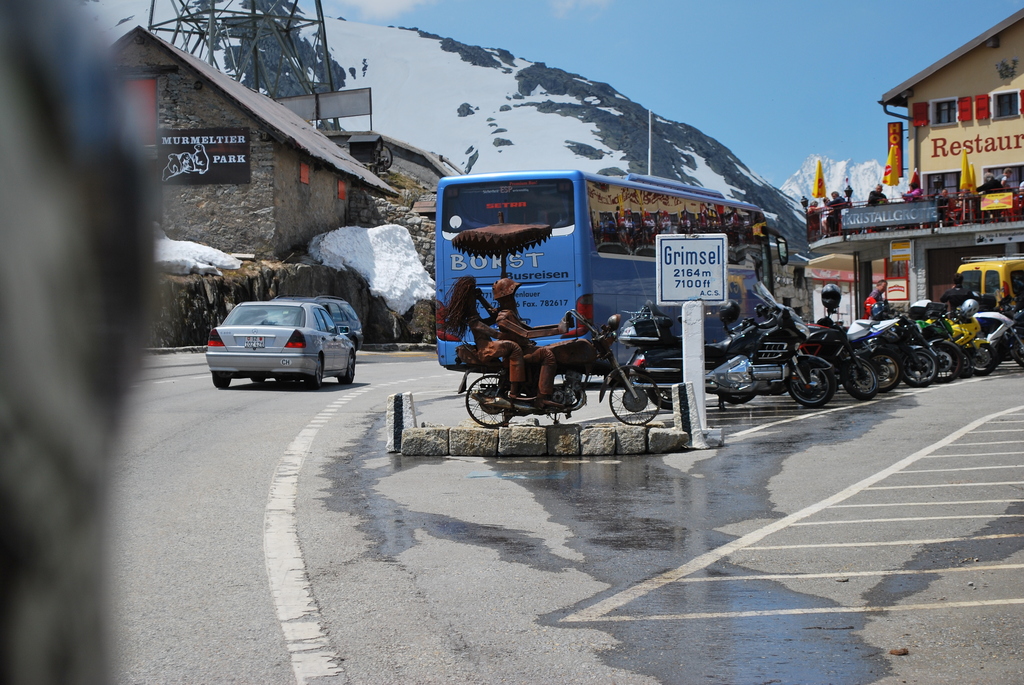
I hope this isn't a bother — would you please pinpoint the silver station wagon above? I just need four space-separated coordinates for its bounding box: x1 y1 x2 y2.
205 301 355 389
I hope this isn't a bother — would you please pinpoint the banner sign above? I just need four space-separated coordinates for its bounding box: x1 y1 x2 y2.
656 234 728 304
981 192 1014 211
888 122 903 179
842 200 938 229
158 128 251 185
890 240 912 262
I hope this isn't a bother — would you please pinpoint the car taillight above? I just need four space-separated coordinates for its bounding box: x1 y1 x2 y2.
285 330 306 348
564 294 593 337
207 329 225 347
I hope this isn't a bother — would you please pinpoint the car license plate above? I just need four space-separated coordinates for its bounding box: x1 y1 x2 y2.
244 336 265 349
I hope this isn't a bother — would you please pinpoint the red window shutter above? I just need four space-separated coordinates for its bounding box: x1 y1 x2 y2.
912 102 929 127
337 179 346 200
958 96 973 122
124 78 158 145
975 94 991 119
300 162 310 184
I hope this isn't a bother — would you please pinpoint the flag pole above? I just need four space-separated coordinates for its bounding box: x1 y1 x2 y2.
647 110 652 175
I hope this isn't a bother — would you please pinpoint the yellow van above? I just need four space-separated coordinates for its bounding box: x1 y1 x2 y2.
957 255 1024 302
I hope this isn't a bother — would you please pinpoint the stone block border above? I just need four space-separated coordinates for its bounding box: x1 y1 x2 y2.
399 422 689 457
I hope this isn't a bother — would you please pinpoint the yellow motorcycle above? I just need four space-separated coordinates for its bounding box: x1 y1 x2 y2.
933 299 1000 377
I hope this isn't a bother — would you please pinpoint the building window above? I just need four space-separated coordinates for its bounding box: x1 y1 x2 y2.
124 78 158 145
994 91 1019 118
926 172 959 194
300 162 309 184
933 99 957 125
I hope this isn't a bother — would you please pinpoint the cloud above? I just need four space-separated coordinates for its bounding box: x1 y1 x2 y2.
325 0 437 21
549 0 613 18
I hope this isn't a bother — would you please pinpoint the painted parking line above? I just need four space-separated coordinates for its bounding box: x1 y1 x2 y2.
924 450 1024 459
743 533 1024 551
596 598 1024 622
866 481 1024 490
562 403 1024 624
671 563 1024 583
899 464 1024 473
831 498 1024 508
790 514 1024 526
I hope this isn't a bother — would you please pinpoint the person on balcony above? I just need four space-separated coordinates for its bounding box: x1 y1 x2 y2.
825 191 847 232
867 184 887 205
977 173 1003 194
901 182 922 201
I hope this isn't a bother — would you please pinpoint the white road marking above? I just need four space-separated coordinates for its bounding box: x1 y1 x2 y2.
831 499 1024 508
867 481 1024 490
900 464 1024 473
924 450 1024 458
562 403 1024 624
671 563 1024 583
594 598 1024 622
790 514 1024 526
743 533 1024 551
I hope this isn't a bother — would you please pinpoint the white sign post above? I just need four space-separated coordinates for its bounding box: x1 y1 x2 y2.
655 234 728 448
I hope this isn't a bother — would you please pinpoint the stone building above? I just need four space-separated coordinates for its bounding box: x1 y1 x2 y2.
114 27 395 259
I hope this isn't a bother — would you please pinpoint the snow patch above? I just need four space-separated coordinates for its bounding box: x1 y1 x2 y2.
310 224 435 315
155 235 242 276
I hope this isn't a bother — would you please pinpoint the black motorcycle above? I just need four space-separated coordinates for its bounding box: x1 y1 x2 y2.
800 284 879 401
623 282 837 409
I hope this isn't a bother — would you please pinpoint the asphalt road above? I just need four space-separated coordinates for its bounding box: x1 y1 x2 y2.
108 351 1024 684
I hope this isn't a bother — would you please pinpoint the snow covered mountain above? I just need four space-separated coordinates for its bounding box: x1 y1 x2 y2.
83 0 808 250
781 155 909 205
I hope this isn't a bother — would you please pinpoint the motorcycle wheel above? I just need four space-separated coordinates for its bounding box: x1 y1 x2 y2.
901 349 938 387
841 357 879 401
871 349 902 393
608 369 660 425
1012 341 1024 369
719 392 757 404
932 341 963 383
972 343 1000 376
788 366 837 408
465 374 512 428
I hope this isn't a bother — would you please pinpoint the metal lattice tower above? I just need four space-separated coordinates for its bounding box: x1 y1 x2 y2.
148 0 336 99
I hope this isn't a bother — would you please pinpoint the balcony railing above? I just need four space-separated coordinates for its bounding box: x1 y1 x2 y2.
806 192 1024 244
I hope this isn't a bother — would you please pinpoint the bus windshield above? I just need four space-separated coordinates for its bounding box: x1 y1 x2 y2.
440 178 575 236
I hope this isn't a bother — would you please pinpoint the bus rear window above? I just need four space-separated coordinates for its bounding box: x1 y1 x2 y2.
441 179 575 234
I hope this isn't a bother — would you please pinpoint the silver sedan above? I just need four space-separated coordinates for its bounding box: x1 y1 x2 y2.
205 301 355 389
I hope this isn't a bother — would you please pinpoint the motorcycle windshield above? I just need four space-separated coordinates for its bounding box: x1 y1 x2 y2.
754 281 809 328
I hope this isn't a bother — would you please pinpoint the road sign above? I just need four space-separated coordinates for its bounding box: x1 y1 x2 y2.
656 234 728 305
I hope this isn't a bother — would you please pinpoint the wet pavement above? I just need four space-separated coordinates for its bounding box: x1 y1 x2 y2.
322 363 1024 683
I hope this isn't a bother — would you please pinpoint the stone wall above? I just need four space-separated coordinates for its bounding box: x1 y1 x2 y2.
150 261 428 348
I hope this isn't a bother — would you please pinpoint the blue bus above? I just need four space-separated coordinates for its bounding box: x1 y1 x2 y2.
435 170 785 369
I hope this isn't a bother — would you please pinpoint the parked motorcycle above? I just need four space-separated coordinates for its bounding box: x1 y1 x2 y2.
458 309 661 427
847 304 938 391
908 300 966 382
976 296 1024 368
801 284 880 400
622 283 838 409
941 299 1001 376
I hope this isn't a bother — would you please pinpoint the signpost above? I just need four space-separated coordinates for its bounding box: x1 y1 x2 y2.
656 234 727 448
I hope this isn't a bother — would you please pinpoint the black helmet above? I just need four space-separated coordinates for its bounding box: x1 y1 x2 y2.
719 300 740 325
820 284 842 310
870 302 887 320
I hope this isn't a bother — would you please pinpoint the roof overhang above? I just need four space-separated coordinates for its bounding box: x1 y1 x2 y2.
880 8 1024 108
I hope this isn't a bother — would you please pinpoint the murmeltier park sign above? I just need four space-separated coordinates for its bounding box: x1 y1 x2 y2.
842 200 939 230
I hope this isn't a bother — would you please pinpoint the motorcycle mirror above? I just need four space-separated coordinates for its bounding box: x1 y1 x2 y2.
606 313 621 330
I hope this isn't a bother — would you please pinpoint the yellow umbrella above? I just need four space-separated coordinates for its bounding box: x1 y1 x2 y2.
883 145 900 186
968 163 977 193
812 159 827 198
959 150 973 192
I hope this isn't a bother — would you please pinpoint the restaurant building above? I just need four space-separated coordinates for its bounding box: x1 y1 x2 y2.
809 9 1024 309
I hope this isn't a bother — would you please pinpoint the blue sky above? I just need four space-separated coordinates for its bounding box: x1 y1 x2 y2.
323 0 1024 186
